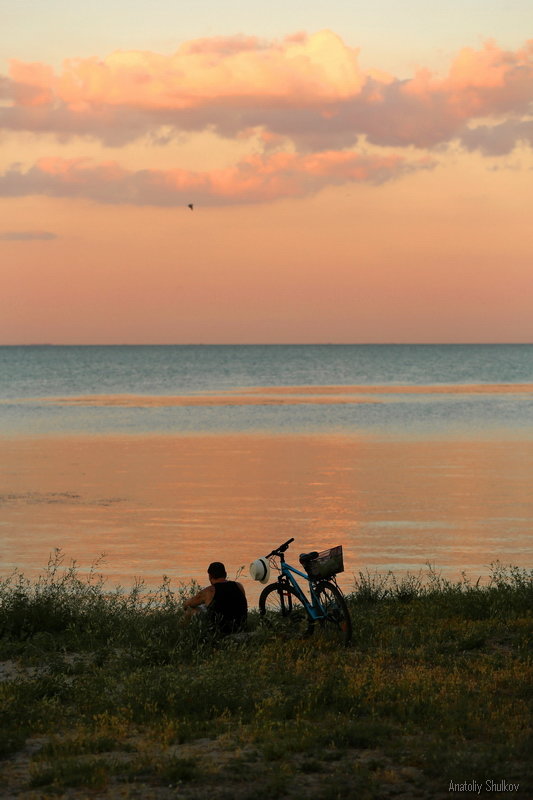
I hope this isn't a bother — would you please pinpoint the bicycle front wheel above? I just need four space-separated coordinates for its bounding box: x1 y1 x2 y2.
258 583 312 637
315 581 352 645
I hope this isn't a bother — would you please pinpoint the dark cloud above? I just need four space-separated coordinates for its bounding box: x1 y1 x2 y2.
0 230 58 241
459 119 533 156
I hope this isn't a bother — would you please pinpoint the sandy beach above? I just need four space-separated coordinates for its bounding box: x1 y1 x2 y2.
2 433 532 606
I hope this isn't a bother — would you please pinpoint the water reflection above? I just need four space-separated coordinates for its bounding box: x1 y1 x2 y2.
1 434 531 606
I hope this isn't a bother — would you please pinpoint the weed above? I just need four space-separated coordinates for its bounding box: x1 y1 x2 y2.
0 728 26 758
29 756 110 791
160 755 199 783
1 557 531 798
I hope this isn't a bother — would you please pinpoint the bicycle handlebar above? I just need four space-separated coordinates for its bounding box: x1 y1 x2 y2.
265 537 294 559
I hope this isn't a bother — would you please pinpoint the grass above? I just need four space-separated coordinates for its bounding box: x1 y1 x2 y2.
0 552 531 798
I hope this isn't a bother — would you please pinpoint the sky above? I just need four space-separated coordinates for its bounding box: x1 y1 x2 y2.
1 0 532 344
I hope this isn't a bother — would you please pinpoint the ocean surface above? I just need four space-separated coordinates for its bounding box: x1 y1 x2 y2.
1 344 532 437
1 345 532 597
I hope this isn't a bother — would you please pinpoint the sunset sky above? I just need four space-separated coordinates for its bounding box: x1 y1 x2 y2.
1 0 532 344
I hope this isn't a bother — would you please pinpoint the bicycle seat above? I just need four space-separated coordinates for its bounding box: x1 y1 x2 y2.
299 551 319 564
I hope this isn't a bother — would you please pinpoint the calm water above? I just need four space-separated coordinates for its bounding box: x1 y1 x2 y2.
1 345 532 597
0 344 532 437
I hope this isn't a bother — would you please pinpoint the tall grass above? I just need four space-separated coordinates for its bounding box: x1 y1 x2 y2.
0 549 211 661
1 553 531 798
352 561 532 610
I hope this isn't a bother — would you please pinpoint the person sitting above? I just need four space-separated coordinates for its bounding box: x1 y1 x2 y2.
183 561 247 635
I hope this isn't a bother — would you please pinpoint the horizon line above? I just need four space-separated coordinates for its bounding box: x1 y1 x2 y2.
1 342 532 347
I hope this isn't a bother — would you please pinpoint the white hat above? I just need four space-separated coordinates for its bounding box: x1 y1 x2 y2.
250 557 270 584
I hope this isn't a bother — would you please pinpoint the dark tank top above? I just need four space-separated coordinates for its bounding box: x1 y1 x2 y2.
208 581 248 634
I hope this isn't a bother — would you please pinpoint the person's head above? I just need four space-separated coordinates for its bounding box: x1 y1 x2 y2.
208 562 227 582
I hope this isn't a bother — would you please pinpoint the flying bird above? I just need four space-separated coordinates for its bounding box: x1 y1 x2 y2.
188 203 194 210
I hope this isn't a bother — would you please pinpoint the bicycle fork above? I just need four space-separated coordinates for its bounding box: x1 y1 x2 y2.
276 582 295 614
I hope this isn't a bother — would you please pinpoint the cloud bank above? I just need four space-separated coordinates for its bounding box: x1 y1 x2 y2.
0 150 431 206
3 31 532 151
1 31 532 205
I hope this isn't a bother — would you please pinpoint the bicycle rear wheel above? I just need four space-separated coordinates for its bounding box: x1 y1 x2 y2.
314 581 352 645
258 583 312 637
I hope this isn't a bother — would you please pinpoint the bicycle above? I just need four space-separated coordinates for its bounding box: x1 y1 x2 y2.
257 538 352 645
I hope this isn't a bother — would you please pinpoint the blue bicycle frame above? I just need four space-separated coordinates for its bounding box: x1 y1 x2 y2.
276 555 328 621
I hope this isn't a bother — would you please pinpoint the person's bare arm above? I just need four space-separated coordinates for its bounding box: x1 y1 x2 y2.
183 585 214 609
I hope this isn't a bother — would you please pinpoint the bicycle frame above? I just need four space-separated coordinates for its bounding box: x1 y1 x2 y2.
274 555 329 621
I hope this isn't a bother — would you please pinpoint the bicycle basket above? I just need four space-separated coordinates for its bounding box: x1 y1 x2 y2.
305 546 344 579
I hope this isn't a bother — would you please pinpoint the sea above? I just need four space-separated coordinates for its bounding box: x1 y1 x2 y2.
0 344 532 599
1 343 532 438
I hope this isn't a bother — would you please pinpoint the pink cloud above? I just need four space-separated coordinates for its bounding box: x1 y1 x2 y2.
1 33 531 155
0 150 429 206
9 61 55 106
8 30 364 112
